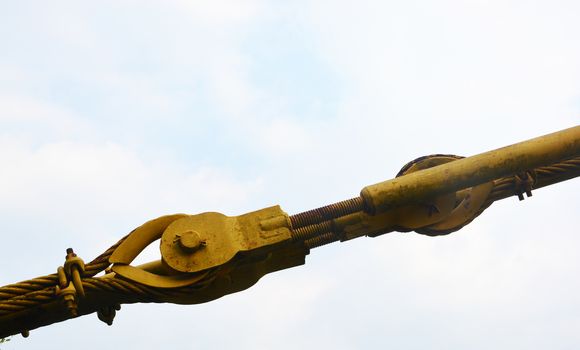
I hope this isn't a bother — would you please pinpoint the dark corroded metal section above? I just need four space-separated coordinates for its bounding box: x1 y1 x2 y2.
289 197 365 230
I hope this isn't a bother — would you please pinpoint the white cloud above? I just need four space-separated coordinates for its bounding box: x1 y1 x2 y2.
300 0 580 145
0 95 92 136
206 52 262 118
176 0 264 27
257 118 313 154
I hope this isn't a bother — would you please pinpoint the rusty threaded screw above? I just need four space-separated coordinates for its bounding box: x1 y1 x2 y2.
289 196 366 230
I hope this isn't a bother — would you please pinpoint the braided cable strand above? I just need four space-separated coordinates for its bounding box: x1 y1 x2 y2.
0 234 128 303
0 235 220 335
0 266 220 318
83 234 129 277
488 157 580 203
0 275 58 301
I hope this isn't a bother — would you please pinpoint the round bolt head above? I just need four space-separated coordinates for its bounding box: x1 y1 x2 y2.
178 230 205 252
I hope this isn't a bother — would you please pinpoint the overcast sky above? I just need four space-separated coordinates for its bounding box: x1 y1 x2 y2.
1 1 579 349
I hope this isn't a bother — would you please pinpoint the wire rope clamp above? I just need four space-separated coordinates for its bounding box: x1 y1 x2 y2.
55 281 78 317
63 248 85 297
514 170 537 200
55 248 86 316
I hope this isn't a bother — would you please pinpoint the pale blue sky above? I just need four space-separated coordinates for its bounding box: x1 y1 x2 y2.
1 1 579 349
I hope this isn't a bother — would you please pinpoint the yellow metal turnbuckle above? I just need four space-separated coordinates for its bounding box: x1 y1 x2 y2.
0 125 578 338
